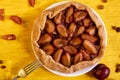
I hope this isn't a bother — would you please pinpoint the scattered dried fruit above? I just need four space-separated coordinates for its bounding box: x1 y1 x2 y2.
116 67 120 73
93 64 110 80
0 60 3 64
1 65 6 69
102 0 107 3
116 27 120 32
0 9 4 20
10 15 22 25
0 9 4 14
116 64 120 67
1 34 16 40
112 26 120 32
115 64 120 73
61 53 71 67
0 15 4 20
97 5 104 10
112 26 117 30
28 0 35 7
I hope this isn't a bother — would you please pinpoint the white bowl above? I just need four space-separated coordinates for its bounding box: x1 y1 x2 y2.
34 1 107 77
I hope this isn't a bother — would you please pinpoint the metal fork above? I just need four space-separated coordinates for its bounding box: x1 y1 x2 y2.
13 60 41 80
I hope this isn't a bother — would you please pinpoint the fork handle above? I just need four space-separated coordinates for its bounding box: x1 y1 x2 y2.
13 76 20 80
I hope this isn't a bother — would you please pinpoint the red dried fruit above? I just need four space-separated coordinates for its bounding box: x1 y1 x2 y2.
0 9 4 20
0 15 4 20
1 34 16 40
0 9 4 14
28 0 35 7
10 15 22 25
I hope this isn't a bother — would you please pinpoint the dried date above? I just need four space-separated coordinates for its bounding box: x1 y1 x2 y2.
1 34 16 40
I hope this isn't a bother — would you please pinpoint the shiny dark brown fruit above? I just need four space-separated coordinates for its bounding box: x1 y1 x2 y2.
93 64 106 73
93 64 110 80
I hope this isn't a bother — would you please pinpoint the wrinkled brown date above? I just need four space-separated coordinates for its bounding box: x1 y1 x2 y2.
0 9 4 20
28 0 35 7
1 34 16 40
10 15 22 25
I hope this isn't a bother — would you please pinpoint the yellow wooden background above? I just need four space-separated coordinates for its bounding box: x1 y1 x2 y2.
0 0 120 80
